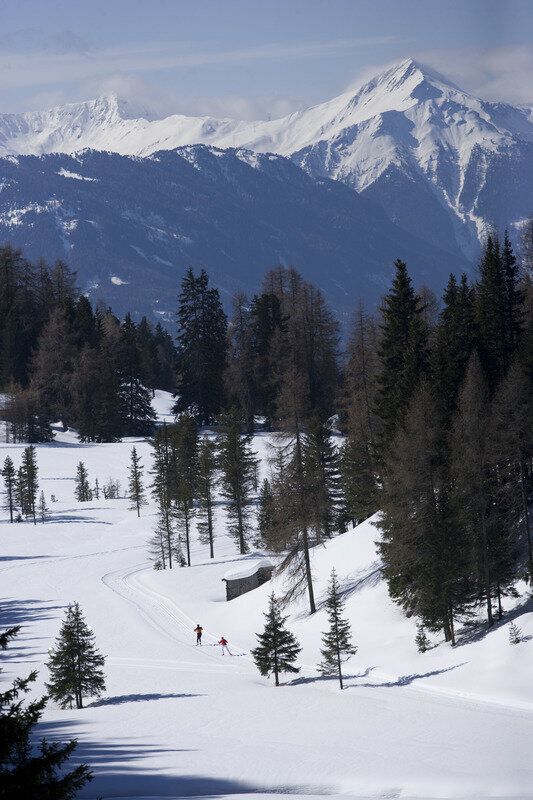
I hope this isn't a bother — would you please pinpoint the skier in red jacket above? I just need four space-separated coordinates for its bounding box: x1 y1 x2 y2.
219 636 231 655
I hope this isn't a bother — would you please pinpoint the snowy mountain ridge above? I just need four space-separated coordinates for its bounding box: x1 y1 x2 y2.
1 58 532 258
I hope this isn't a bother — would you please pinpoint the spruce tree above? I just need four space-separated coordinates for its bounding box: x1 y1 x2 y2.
197 435 217 558
415 624 431 653
318 569 356 689
117 314 156 436
251 594 301 686
339 437 378 527
38 490 49 523
46 603 106 709
217 407 258 554
302 409 342 540
173 268 228 424
2 455 16 523
508 621 523 645
128 446 147 517
375 259 428 455
1 624 92 798
257 478 274 546
148 502 183 569
74 462 90 502
19 446 38 524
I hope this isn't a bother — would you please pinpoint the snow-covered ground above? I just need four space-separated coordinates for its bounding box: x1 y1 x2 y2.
1 391 532 800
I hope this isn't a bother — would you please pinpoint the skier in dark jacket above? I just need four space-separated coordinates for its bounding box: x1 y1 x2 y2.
195 624 203 645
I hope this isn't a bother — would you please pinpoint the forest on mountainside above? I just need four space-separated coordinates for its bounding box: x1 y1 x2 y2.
1 225 532 639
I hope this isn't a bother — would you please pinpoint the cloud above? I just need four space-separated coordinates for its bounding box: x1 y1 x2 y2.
0 35 397 93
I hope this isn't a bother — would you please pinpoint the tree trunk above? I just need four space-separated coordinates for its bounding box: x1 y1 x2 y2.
518 450 532 573
337 645 343 690
302 527 316 614
480 509 493 626
185 509 191 566
207 488 214 559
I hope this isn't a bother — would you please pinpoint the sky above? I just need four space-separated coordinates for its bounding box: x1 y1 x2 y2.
0 0 532 118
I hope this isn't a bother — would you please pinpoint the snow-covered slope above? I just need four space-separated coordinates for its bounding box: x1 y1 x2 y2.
1 395 532 799
1 59 531 257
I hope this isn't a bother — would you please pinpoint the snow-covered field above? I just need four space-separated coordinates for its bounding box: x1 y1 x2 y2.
1 391 532 800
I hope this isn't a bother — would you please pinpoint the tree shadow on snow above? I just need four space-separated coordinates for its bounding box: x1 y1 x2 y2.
88 692 205 706
345 663 465 689
0 597 66 660
35 718 290 798
288 666 376 686
453 594 533 648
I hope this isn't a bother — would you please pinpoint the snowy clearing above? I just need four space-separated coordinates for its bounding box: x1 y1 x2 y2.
1 391 532 800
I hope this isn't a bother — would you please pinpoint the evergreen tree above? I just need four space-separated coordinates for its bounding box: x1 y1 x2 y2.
197 435 217 559
379 383 468 643
375 259 428 455
46 603 106 709
339 437 378 527
74 462 90 502
318 569 356 689
19 445 38 524
257 478 274 546
2 456 16 523
38 490 49 523
148 502 184 570
217 408 258 554
117 314 156 436
415 624 431 653
173 268 228 424
302 409 342 540
128 446 147 517
0 624 92 799
251 594 301 686
508 621 523 645
224 292 256 431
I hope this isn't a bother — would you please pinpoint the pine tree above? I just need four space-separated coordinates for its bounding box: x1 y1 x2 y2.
318 569 356 689
19 445 38 524
128 446 147 517
197 435 217 559
251 594 301 686
46 602 106 709
2 455 16 523
74 462 90 502
148 502 184 570
38 490 49 523
173 268 228 424
224 292 256 431
217 407 258 554
375 259 428 455
1 624 92 799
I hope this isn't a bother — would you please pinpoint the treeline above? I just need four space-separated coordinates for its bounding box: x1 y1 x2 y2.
0 244 176 441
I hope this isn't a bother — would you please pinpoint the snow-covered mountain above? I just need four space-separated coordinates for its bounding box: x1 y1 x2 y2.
1 58 531 258
0 146 466 323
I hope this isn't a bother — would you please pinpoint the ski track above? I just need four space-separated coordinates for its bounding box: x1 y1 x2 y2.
101 561 533 718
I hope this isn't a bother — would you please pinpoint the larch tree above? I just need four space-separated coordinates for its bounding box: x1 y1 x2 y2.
251 594 301 687
197 435 217 559
318 569 357 689
128 446 147 517
172 414 199 567
31 306 76 430
46 602 106 710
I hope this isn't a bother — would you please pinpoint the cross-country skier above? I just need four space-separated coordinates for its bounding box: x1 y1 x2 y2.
195 624 203 645
219 636 231 655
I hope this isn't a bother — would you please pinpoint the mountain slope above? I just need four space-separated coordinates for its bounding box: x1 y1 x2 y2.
0 146 467 322
1 59 531 259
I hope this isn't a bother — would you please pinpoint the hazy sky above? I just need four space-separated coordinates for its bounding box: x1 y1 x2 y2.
1 0 532 116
